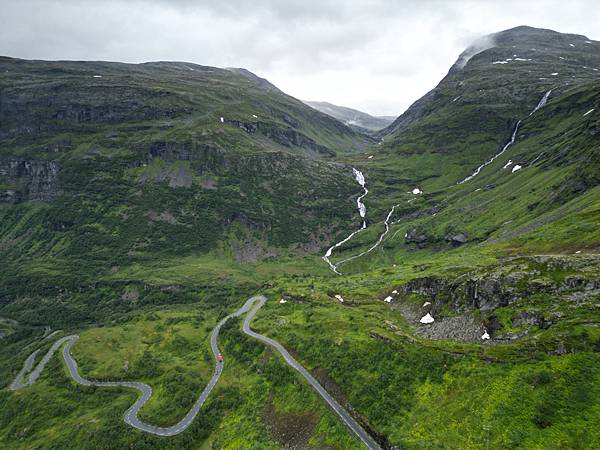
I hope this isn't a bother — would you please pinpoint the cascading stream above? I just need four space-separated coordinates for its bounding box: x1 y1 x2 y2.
335 204 399 268
458 89 552 184
458 120 521 184
322 168 368 274
529 89 552 116
323 90 555 273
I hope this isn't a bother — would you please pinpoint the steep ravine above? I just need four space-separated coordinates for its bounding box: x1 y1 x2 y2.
323 89 559 273
322 168 369 274
458 90 553 184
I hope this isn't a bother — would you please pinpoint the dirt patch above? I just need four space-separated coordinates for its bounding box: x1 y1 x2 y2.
200 178 217 190
231 238 277 263
263 392 318 449
121 289 139 302
139 166 193 188
312 367 348 405
147 210 178 225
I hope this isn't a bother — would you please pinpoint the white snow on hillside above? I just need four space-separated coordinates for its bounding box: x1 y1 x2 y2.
420 313 435 324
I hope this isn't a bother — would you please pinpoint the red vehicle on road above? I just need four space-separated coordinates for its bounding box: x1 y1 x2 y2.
217 353 223 363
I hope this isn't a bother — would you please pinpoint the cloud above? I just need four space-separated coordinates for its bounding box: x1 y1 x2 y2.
1 0 600 116
453 34 498 70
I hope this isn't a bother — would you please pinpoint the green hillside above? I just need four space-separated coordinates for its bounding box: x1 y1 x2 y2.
1 26 599 450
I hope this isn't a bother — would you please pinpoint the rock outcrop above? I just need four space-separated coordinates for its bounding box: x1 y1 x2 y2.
225 120 335 156
0 158 60 202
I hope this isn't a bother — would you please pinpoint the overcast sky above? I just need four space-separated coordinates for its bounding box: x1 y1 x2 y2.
1 0 599 116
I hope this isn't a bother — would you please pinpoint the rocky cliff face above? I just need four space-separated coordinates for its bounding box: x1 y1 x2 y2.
225 119 336 156
0 158 60 202
386 256 600 343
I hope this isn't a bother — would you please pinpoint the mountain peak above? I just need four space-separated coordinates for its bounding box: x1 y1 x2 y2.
452 25 595 73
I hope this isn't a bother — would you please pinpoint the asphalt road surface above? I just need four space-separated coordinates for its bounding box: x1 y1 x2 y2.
243 296 381 450
9 295 381 448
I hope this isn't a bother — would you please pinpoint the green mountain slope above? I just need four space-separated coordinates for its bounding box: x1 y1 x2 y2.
0 26 599 450
0 57 377 293
376 26 600 187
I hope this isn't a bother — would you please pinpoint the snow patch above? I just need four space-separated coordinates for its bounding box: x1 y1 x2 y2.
252 114 258 118
481 330 490 340
93 75 102 78
412 188 422 195
384 296 393 303
503 160 513 169
334 294 345 303
220 117 224 123
585 41 593 44
551 73 559 76
569 43 575 47
423 301 431 307
420 313 435 324
583 109 595 117
279 299 287 304
492 60 508 64
368 155 374 159
512 164 522 173
575 250 582 254
392 290 398 294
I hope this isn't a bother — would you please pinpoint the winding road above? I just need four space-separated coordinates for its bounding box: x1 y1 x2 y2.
243 296 381 450
9 296 381 449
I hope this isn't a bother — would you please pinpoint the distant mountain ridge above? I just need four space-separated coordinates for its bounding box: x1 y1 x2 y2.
304 100 396 132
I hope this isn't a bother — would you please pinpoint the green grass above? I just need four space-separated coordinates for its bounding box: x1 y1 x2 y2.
1 39 600 448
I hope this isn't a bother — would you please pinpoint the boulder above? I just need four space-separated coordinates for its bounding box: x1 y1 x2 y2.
445 233 468 245
405 228 429 245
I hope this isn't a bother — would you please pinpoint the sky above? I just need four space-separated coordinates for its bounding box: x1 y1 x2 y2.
1 0 600 116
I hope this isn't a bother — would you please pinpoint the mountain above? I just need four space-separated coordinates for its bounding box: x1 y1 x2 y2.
1 26 599 450
332 25 600 271
305 100 396 132
377 26 600 185
0 57 377 289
